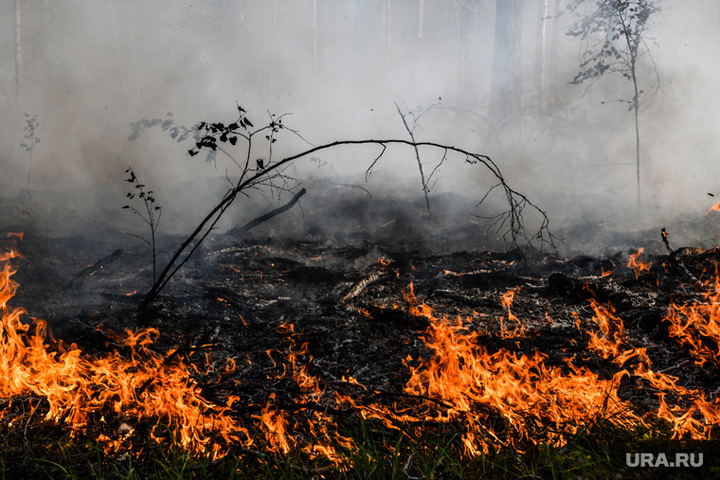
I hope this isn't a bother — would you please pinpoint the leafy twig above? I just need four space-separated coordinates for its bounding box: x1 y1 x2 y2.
122 167 162 284
394 98 442 215
20 113 39 194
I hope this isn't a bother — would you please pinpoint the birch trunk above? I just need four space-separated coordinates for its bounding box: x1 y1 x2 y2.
14 0 22 107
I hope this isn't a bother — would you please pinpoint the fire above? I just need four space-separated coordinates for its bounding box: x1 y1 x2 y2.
706 199 720 215
499 287 524 338
627 248 652 278
396 283 720 452
5 230 720 469
664 273 720 367
257 325 355 464
585 300 628 362
402 287 640 454
0 234 245 458
256 394 291 454
572 283 720 440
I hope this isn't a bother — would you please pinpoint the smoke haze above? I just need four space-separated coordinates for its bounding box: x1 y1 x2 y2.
1 0 719 254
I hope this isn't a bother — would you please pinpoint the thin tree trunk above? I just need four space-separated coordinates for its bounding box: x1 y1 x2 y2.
43 0 50 30
629 55 641 207
489 0 522 139
418 0 424 39
312 0 318 81
617 8 642 206
547 0 562 85
534 0 549 107
107 0 119 57
634 87 640 206
14 0 22 108
385 0 392 67
272 0 278 45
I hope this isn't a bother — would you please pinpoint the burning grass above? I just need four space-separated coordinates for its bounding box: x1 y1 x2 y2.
2 232 720 478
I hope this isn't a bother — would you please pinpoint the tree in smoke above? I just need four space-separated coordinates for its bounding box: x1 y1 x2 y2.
20 113 39 194
394 97 444 216
14 0 22 107
488 0 523 141
567 0 661 205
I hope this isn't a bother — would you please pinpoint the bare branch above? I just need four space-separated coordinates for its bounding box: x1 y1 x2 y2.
135 106 554 310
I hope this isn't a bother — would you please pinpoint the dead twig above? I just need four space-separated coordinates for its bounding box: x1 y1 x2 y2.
341 272 392 303
656 359 691 375
69 249 123 288
233 187 306 235
395 101 432 215
370 390 455 411
23 397 41 440
661 228 704 292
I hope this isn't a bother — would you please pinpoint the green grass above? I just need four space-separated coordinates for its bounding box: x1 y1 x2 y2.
1 412 716 480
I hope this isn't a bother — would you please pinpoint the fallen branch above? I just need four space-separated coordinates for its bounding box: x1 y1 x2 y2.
69 248 123 288
233 187 306 235
661 228 704 292
341 272 392 303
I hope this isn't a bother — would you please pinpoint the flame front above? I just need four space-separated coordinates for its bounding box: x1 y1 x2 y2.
3 231 720 469
664 274 720 367
402 288 639 454
0 233 244 458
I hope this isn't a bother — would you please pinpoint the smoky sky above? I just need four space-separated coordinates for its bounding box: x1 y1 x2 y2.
2 0 720 247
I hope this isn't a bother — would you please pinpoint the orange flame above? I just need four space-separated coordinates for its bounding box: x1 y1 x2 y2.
499 288 524 338
5 231 720 466
706 199 720 215
664 273 720 367
402 291 639 453
627 248 652 278
0 236 245 458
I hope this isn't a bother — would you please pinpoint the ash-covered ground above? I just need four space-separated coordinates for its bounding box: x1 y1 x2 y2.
3 185 720 477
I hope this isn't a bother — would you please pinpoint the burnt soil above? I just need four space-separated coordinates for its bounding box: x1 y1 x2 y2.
4 193 720 478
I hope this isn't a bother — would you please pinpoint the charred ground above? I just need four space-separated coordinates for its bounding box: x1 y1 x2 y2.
3 191 720 478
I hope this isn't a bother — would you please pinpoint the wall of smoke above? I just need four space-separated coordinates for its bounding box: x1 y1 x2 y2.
0 0 718 243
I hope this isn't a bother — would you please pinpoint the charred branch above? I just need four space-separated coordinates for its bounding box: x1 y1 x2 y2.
232 187 306 236
661 228 704 292
341 272 393 303
69 248 123 288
